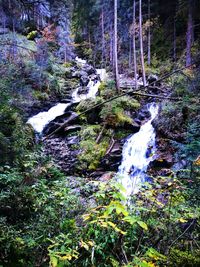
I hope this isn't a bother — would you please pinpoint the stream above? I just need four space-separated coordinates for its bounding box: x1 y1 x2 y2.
117 103 159 196
27 60 158 196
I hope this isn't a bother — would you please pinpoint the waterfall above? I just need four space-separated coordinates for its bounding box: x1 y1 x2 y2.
117 103 159 196
27 103 71 134
27 61 104 134
72 79 101 103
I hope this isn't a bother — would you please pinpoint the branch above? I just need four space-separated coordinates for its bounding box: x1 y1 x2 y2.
168 219 195 251
44 62 197 139
0 42 36 54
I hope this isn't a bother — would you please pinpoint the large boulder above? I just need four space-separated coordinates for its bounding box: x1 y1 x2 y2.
80 75 89 86
83 64 96 75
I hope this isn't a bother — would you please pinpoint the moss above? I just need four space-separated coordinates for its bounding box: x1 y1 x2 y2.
33 91 49 101
100 80 116 99
63 62 73 68
77 125 110 170
100 96 140 127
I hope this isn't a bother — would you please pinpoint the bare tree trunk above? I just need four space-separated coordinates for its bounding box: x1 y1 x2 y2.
173 17 176 62
139 0 146 86
101 5 105 68
186 0 193 67
109 24 113 70
129 37 132 68
147 0 151 66
133 0 138 89
114 0 120 93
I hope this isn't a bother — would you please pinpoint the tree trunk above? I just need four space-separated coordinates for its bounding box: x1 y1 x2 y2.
147 0 151 66
110 24 113 70
186 0 193 67
101 5 105 68
173 17 176 62
139 0 146 86
133 0 138 89
114 0 120 93
129 37 132 68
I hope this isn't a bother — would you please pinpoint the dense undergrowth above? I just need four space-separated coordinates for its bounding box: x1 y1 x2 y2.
0 32 200 267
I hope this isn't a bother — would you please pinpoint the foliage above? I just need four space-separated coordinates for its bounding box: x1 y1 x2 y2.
0 162 81 266
43 167 200 266
100 96 140 127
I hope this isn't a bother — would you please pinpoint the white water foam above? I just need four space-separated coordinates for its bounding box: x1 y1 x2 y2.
27 103 70 133
72 80 101 103
28 58 104 133
117 103 159 196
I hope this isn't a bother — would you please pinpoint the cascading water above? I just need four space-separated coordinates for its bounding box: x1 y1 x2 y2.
27 103 71 134
27 60 104 134
117 103 159 196
27 59 158 198
72 79 101 103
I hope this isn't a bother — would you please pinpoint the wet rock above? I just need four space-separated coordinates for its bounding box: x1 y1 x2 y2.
60 98 72 103
150 157 173 168
43 111 80 135
80 75 89 86
134 118 142 125
64 125 81 133
172 160 187 171
99 172 115 181
123 121 140 133
147 74 159 85
90 74 99 81
78 86 89 94
100 141 123 171
137 109 151 121
44 136 79 174
72 70 87 78
67 136 79 145
83 64 96 75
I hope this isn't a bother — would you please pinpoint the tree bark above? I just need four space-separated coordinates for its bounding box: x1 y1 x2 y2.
173 17 176 62
110 24 113 70
129 37 132 68
101 5 105 68
186 0 193 67
147 0 151 66
133 0 138 89
139 0 146 86
114 0 120 93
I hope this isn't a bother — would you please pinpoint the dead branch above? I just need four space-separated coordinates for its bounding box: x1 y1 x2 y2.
96 124 106 144
44 62 197 139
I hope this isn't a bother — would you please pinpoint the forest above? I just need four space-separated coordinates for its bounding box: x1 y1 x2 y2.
0 0 200 266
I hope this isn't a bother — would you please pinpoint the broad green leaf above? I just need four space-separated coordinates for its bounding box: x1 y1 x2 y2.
123 216 137 225
50 256 58 267
137 221 148 231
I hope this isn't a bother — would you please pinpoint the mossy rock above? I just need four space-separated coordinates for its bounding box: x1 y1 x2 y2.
77 125 111 171
100 96 140 127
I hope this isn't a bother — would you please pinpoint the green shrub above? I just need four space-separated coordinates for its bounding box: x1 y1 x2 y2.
27 30 38 40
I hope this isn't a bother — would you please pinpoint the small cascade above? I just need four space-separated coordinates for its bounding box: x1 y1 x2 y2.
117 103 159 196
27 103 71 134
27 59 104 134
72 79 101 103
